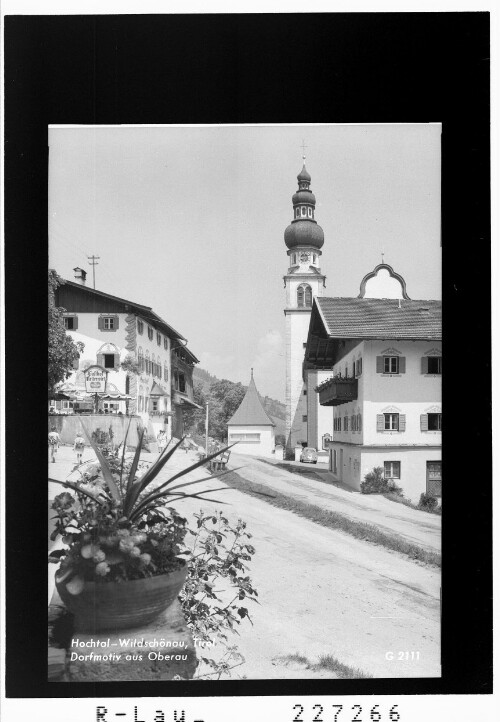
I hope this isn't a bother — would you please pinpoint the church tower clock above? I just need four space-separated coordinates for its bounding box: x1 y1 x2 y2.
284 160 326 453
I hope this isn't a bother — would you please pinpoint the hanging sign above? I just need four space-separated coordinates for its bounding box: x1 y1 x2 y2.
84 365 108 393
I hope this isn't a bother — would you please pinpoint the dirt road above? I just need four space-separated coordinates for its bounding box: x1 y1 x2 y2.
49 446 441 679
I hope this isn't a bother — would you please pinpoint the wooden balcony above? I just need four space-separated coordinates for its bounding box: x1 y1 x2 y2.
316 377 358 406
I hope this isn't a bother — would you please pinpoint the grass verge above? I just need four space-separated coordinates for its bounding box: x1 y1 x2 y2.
221 470 441 568
383 491 442 515
275 652 373 679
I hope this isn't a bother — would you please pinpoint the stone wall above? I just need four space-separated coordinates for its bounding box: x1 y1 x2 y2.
48 414 143 447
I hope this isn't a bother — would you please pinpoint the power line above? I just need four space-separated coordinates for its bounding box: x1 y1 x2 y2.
87 255 100 289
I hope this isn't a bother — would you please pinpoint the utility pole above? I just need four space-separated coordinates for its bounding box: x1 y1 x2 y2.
205 403 209 459
87 255 100 289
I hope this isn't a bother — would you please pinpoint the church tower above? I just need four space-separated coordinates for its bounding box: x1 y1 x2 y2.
284 160 326 452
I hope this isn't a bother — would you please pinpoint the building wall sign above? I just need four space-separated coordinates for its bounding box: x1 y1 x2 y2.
84 365 108 393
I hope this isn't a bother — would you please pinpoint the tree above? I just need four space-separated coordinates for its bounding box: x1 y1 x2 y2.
48 269 85 394
206 379 246 441
182 382 207 435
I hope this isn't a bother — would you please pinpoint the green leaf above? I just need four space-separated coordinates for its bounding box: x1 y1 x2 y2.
124 435 184 516
49 478 108 506
77 417 121 502
120 417 132 487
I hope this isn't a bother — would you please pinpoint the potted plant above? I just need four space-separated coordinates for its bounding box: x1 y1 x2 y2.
49 418 231 632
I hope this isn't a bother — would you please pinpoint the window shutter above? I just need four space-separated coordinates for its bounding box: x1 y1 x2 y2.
376 356 384 373
359 358 362 375
420 414 428 431
358 413 362 431
72 316 78 330
421 357 428 374
376 414 384 431
114 316 119 330
98 316 104 330
114 353 120 369
399 357 406 374
97 354 104 368
399 414 406 431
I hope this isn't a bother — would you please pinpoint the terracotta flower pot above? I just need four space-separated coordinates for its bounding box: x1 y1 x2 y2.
55 563 188 632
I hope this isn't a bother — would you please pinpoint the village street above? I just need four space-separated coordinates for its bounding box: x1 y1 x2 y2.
49 445 441 680
229 453 441 554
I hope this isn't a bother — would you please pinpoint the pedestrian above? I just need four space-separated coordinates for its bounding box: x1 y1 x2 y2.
157 428 166 455
74 432 85 464
48 426 60 463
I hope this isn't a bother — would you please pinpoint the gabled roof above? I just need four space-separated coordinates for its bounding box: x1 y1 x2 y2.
59 279 186 342
316 297 442 340
227 375 276 427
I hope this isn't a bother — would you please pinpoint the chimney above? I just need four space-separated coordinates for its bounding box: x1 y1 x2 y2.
73 267 87 286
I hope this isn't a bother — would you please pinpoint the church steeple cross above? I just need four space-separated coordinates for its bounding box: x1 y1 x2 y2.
300 139 308 160
381 252 385 264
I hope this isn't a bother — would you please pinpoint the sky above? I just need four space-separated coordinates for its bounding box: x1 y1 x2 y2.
49 124 442 401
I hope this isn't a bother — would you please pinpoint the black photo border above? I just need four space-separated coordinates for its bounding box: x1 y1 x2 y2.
4 11 491 699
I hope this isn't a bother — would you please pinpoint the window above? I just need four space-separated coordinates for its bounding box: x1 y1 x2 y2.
384 461 401 479
64 316 77 330
377 355 405 374
307 207 312 217
164 337 169 350
152 399 159 412
302 415 307 422
99 316 119 331
301 207 306 216
421 413 442 431
426 461 442 498
164 363 169 381
103 354 115 369
303 389 307 395
384 413 399 430
148 327 153 340
384 356 399 374
137 320 144 335
313 254 317 263
297 284 312 307
343 416 348 432
138 347 144 372
296 208 300 218
145 351 151 374
355 358 363 376
427 357 442 374
178 372 186 393
229 433 261 442
157 332 161 346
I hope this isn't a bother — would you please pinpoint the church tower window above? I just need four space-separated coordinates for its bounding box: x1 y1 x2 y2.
297 284 313 307
308 207 312 217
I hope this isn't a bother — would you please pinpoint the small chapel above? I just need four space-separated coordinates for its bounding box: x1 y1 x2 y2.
227 371 276 458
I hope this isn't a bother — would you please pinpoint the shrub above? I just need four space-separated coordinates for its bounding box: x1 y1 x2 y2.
360 467 388 494
386 479 404 496
418 492 439 511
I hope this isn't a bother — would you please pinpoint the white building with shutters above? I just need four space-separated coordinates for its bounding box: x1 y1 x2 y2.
53 269 199 440
304 263 442 504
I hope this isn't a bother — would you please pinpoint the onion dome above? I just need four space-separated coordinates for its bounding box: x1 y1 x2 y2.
285 220 324 249
284 162 325 250
297 164 311 182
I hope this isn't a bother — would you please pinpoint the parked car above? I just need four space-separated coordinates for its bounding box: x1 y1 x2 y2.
300 447 318 464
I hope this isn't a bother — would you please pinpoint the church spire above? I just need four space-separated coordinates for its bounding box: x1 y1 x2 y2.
284 162 324 250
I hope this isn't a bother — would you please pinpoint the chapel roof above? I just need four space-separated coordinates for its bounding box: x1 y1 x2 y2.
227 373 276 427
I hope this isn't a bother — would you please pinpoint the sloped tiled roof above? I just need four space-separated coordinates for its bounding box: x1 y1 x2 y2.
227 376 276 427
316 297 441 340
